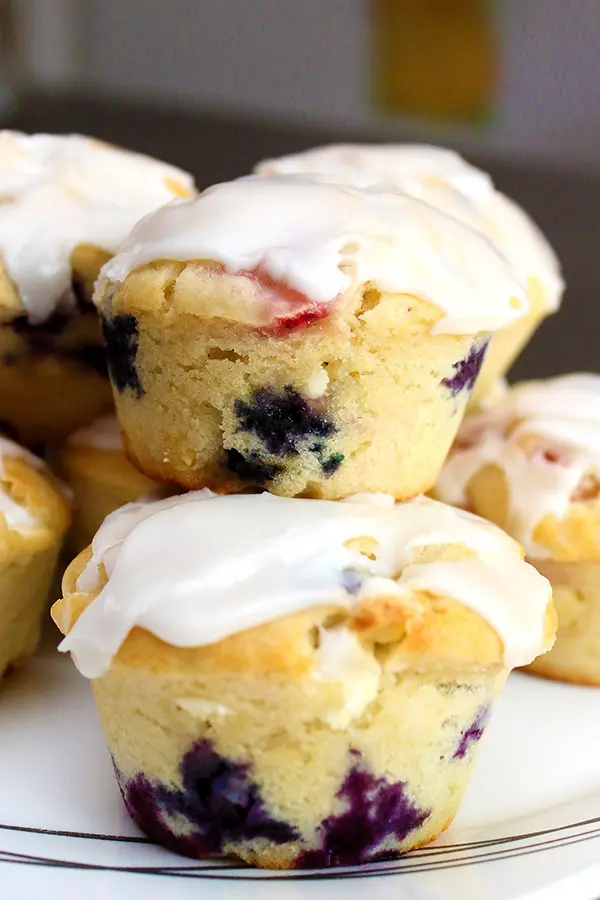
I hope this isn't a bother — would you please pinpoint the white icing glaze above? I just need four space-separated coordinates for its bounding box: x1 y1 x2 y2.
0 435 45 530
58 491 551 678
67 414 123 451
312 626 381 729
256 145 563 313
99 174 527 335
0 131 195 323
436 373 600 554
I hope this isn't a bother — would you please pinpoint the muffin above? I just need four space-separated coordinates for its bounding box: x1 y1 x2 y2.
256 144 564 408
94 174 527 500
0 131 195 447
435 373 600 684
55 414 160 555
53 491 554 868
0 436 70 679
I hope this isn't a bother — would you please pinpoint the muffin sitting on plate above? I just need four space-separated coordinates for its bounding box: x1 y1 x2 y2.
94 174 528 500
256 144 564 409
0 436 70 680
0 131 195 447
53 491 554 868
435 373 600 685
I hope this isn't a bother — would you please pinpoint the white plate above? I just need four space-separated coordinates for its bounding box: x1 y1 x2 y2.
2 631 600 900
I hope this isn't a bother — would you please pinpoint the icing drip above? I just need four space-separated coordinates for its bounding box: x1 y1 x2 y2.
58 492 551 677
99 174 527 336
436 373 600 554
0 131 195 323
256 144 563 313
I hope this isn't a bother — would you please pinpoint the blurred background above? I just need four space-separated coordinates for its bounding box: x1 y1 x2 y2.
0 0 598 376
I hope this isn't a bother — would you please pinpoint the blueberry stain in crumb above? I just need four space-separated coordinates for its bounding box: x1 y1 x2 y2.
225 448 281 484
453 705 491 760
102 314 144 396
118 740 298 858
231 386 342 479
442 339 490 396
321 452 345 475
297 750 430 868
235 386 336 456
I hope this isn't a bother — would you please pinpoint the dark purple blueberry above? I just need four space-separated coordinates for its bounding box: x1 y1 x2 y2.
225 448 281 484
453 705 491 760
234 386 336 456
297 750 430 868
117 740 298 859
101 314 144 397
441 339 490 396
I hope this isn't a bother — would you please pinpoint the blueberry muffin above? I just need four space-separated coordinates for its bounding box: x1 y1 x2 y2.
53 492 554 868
95 174 527 499
55 414 160 555
0 131 195 447
257 144 564 408
435 373 600 684
0 436 70 679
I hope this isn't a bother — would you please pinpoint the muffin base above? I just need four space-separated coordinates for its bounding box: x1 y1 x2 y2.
526 559 600 685
93 656 505 868
0 314 112 447
55 444 158 556
102 266 490 499
0 544 60 679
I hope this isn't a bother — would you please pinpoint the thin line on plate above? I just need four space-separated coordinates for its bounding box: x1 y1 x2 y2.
1 824 600 880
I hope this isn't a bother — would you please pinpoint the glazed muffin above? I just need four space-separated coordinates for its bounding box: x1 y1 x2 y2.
53 492 554 868
257 144 564 408
55 414 160 555
0 436 70 679
435 373 600 684
0 131 195 447
94 174 527 499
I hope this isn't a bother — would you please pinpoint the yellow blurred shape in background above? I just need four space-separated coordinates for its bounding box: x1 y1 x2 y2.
371 0 496 122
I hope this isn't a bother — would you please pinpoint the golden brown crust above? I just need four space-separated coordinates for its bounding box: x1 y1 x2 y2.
53 541 519 677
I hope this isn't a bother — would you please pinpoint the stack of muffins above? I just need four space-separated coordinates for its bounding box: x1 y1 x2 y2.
0 133 563 869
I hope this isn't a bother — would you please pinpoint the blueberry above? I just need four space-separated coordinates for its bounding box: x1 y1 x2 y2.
234 386 336 456
101 314 144 396
297 750 430 868
321 452 344 475
441 339 490 396
117 740 298 859
453 705 491 760
225 448 281 484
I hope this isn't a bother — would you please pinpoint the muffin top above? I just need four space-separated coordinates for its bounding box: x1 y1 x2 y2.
436 373 600 559
97 174 527 336
256 144 563 314
67 413 123 452
0 435 70 540
54 491 553 679
0 131 195 324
